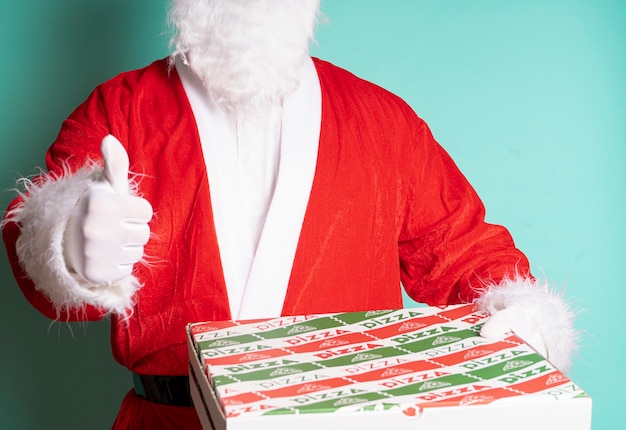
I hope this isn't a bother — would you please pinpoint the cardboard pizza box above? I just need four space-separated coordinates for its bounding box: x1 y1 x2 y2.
187 304 591 430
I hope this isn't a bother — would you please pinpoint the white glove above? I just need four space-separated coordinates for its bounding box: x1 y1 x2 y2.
63 135 153 285
480 305 548 358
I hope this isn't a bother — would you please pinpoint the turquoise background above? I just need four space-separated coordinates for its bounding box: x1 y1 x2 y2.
1 1 624 428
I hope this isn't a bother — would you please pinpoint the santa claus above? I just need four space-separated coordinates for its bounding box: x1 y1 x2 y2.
1 1 576 429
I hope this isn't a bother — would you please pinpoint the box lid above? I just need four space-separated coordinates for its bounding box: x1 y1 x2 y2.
189 304 590 424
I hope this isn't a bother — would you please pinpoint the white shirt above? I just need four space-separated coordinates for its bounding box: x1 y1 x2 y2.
175 57 322 319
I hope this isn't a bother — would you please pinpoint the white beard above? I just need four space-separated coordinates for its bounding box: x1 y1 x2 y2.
169 0 320 112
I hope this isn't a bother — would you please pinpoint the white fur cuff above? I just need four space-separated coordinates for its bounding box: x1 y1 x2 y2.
475 276 578 372
4 165 140 318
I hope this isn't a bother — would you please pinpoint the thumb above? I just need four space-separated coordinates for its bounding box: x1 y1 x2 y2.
480 307 548 358
480 307 528 338
101 135 130 195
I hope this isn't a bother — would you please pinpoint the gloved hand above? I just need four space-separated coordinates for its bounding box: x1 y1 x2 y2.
480 305 548 358
63 135 153 285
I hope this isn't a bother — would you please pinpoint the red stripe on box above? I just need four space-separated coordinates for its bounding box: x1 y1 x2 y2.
225 403 277 418
190 320 244 336
416 386 519 408
281 331 371 354
220 391 267 406
509 371 572 394
435 304 484 323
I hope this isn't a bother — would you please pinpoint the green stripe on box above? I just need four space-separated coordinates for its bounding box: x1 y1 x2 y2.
197 316 350 350
391 328 480 353
262 390 391 415
465 353 546 380
348 402 404 412
331 310 425 325
211 374 241 387
254 317 349 340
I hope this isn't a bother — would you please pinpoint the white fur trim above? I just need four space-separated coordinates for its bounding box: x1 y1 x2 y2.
3 165 140 319
475 276 578 372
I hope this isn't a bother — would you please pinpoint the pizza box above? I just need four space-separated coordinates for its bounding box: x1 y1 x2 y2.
187 304 591 429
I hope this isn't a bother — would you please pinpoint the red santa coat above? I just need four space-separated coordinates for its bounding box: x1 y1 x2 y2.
3 57 530 428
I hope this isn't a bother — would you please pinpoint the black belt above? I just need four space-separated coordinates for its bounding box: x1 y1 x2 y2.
133 373 193 407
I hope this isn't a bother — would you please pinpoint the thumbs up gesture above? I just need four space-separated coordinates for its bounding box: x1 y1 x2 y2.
63 135 153 285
